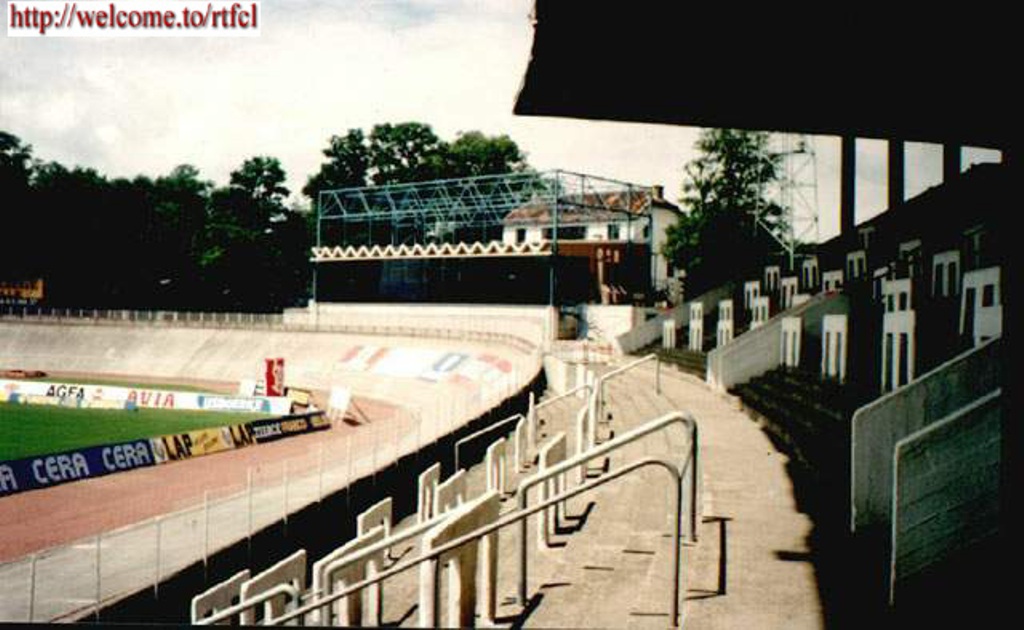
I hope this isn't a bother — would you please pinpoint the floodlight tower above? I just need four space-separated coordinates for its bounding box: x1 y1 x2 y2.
772 133 821 267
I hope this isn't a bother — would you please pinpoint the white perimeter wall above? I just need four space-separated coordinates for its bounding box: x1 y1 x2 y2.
850 337 1002 532
286 303 556 351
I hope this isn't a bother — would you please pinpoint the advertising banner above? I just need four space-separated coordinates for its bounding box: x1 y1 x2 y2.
0 379 287 414
0 439 157 497
248 412 330 444
265 357 285 397
0 278 43 305
0 379 201 410
286 387 312 407
197 394 291 415
149 426 236 463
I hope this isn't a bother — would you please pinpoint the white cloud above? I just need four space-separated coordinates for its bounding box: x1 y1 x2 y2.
0 0 1004 240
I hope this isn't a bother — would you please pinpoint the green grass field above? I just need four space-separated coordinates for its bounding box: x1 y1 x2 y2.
0 403 264 460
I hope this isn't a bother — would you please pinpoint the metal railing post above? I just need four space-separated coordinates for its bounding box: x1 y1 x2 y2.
317 443 324 503
95 533 102 621
28 554 37 622
155 517 162 599
203 491 210 571
247 468 254 555
283 460 290 530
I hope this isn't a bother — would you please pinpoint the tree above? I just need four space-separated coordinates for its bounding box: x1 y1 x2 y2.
302 129 369 200
0 132 35 277
303 124 531 205
662 129 786 297
445 130 528 178
229 156 290 220
201 156 307 310
0 131 33 190
368 122 447 185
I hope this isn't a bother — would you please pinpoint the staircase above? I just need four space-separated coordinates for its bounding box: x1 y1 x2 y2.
653 347 707 379
325 365 691 628
730 368 872 484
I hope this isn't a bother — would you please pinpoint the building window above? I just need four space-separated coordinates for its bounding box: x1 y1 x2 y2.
516 228 526 244
608 223 620 240
933 263 945 296
899 292 908 311
559 226 586 240
982 284 995 307
642 224 651 239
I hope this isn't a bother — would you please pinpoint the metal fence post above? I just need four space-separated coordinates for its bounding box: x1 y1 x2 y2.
346 434 353 485
317 443 324 503
95 533 102 621
155 517 162 599
372 419 380 477
247 468 254 555
28 554 37 622
283 460 290 531
203 491 210 569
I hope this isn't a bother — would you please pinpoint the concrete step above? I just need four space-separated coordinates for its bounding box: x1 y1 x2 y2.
517 366 690 628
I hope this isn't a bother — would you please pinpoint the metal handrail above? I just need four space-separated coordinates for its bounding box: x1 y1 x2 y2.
453 383 595 470
194 505 457 627
259 455 689 628
516 410 699 605
535 382 592 411
594 353 660 423
194 582 300 625
454 412 524 470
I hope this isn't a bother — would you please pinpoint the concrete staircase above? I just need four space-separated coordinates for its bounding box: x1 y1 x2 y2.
201 359 833 628
521 368 688 628
730 367 873 482
359 364 690 628
653 347 708 379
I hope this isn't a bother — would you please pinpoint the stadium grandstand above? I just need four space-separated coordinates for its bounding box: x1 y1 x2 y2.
0 3 1013 628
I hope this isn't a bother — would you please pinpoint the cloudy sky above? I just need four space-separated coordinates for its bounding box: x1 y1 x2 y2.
1 0 1001 242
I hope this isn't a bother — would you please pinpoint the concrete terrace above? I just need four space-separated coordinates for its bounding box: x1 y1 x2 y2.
237 358 826 628
523 360 824 628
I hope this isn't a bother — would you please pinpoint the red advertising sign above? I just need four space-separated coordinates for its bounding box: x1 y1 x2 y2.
265 357 285 397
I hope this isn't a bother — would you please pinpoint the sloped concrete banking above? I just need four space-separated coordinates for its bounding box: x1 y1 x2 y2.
0 315 543 622
0 320 539 421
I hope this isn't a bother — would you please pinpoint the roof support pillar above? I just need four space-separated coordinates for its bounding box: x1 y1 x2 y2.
888 139 904 211
841 135 856 239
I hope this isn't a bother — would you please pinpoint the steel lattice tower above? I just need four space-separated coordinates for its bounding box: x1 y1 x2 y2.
772 134 821 265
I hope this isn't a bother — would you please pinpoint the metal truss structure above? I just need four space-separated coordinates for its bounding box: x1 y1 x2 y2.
314 170 655 254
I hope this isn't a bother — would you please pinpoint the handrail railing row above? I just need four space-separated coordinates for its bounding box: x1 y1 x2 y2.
454 413 524 471
594 353 660 424
204 456 690 628
197 407 698 627
516 410 698 604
